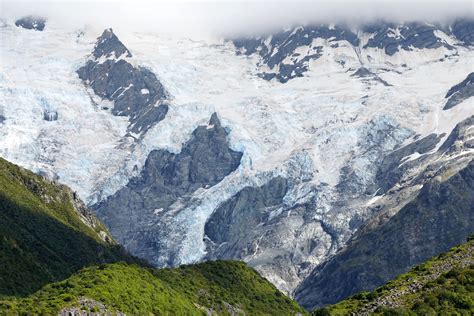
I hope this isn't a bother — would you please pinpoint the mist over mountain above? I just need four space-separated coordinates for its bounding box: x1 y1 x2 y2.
1 0 473 38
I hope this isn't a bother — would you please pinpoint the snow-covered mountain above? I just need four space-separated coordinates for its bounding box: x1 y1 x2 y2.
0 16 473 307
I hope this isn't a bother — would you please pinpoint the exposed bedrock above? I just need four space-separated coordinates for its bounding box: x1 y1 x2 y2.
93 113 242 266
444 72 474 110
77 28 169 136
295 116 474 310
295 160 474 310
232 20 473 83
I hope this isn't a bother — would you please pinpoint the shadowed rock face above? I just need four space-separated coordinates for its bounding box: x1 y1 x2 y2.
440 115 474 149
77 29 168 136
294 116 474 310
93 113 242 265
372 133 443 194
15 16 46 31
450 19 474 45
295 161 474 310
363 22 451 55
92 28 132 59
196 115 422 294
444 72 474 110
204 176 289 258
128 113 242 198
203 176 332 294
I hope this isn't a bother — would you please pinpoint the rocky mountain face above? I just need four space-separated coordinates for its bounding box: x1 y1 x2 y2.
233 24 359 83
205 176 289 259
361 22 451 55
295 116 474 309
77 29 169 136
94 113 243 266
0 17 473 310
450 19 474 45
444 72 474 110
233 20 472 83
0 156 305 315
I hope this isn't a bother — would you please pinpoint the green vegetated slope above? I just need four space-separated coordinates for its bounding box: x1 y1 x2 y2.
2 261 305 315
0 157 305 315
314 236 474 315
0 157 137 297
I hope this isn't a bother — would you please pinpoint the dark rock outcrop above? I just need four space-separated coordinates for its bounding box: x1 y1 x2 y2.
295 160 474 310
233 21 468 83
372 133 443 194
443 72 474 110
204 176 288 258
450 18 474 45
203 175 334 293
15 16 46 31
43 110 58 121
438 115 474 153
233 25 358 83
94 113 242 265
363 22 452 56
91 28 132 59
59 297 124 316
351 67 391 86
77 29 168 135
371 116 473 196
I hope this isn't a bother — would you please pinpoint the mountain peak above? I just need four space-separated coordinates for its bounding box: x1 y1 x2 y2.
209 112 222 128
93 28 132 59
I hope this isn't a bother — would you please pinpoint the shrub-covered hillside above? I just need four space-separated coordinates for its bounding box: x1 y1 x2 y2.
313 236 474 315
1 261 306 315
0 157 137 297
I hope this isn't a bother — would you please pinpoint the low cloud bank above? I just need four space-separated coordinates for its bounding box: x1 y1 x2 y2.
1 1 473 38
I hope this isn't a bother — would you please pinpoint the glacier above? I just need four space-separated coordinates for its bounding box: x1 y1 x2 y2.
0 18 473 295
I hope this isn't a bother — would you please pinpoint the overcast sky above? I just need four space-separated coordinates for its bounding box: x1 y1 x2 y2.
1 1 473 37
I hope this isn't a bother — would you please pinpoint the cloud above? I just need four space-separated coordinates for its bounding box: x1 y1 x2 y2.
1 0 473 38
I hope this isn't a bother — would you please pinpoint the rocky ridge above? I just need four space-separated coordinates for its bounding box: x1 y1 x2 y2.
94 113 243 266
232 20 474 83
444 72 474 110
295 116 474 309
77 29 169 137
